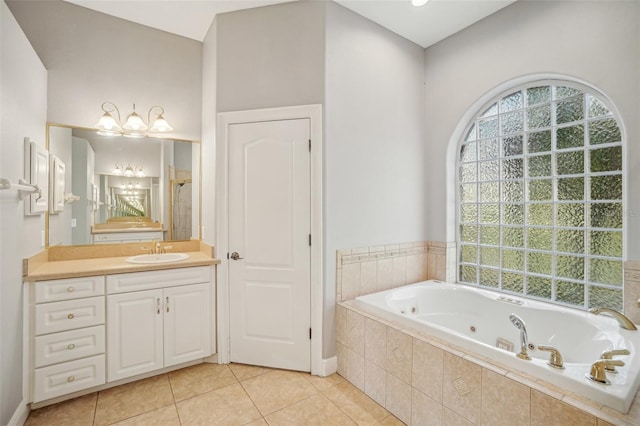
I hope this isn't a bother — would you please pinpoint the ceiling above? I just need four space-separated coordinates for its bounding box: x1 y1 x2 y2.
65 0 516 48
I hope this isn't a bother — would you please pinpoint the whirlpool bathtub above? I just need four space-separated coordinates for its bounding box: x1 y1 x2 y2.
353 280 640 413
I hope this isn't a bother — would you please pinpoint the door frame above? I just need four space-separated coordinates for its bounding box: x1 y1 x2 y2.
216 104 324 375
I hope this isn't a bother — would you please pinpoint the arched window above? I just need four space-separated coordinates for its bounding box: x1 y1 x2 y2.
457 82 623 310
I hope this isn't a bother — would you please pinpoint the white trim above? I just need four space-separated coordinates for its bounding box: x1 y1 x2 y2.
320 356 337 377
216 104 324 375
7 399 29 426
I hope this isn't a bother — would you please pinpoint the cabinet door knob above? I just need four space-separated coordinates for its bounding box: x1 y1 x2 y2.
66 286 74 293
67 313 75 319
157 298 161 315
166 296 169 313
67 343 75 350
67 376 75 382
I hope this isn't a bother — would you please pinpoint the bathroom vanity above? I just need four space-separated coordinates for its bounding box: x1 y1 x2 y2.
23 241 219 406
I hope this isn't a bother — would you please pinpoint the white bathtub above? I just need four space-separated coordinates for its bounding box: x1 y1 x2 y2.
353 280 640 413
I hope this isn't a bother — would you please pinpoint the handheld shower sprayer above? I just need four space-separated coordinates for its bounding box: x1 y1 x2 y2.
509 313 531 360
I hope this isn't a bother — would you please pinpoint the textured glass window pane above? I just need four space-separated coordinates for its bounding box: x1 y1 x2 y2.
502 135 523 157
557 177 584 201
502 204 524 225
527 252 552 275
479 117 499 139
460 184 477 203
591 203 622 229
527 276 551 298
527 130 551 153
479 160 500 180
590 146 622 172
528 228 552 251
502 227 524 247
556 229 584 254
479 139 499 160
527 105 551 129
590 259 623 286
556 255 584 280
528 155 551 177
480 268 499 287
556 96 584 125
460 265 477 283
591 175 622 201
480 182 499 202
502 181 523 202
460 225 477 243
480 225 500 246
590 231 622 258
588 286 622 310
502 249 524 270
481 103 498 118
465 124 477 142
557 203 585 227
481 204 500 224
501 111 524 134
460 142 477 162
502 159 524 180
528 204 553 226
502 272 524 293
557 281 584 306
460 163 477 183
501 91 523 112
528 179 552 201
480 247 500 267
587 96 611 119
555 86 581 99
460 245 477 263
557 125 584 150
589 119 620 145
527 86 551 105
556 151 584 175
460 204 478 223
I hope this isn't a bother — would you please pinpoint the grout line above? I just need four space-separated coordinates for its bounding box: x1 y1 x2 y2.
92 392 99 426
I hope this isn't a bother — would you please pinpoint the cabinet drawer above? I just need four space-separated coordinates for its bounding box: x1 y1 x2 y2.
35 276 104 303
35 325 105 368
33 355 105 403
107 266 211 294
35 296 105 335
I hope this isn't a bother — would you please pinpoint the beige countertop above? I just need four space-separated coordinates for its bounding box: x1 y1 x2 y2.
24 241 220 282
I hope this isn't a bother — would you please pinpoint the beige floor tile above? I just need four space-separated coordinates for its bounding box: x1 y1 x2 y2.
169 362 238 401
177 383 261 425
265 393 356 425
25 393 97 426
94 375 174 426
376 414 405 425
244 418 269 426
110 404 180 426
241 369 318 415
324 381 390 425
229 363 272 381
304 372 346 391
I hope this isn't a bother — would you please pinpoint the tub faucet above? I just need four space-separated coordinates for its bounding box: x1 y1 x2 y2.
600 349 630 372
588 308 637 331
586 359 625 384
509 313 531 360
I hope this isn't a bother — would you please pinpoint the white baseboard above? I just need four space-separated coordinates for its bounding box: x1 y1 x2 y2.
7 399 29 426
319 356 337 377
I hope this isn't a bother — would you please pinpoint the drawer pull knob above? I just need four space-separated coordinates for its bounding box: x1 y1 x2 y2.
67 287 74 293
67 313 75 319
67 376 75 382
67 343 75 350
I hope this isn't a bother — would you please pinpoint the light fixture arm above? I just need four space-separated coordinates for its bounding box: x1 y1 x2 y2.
147 106 165 125
101 102 121 123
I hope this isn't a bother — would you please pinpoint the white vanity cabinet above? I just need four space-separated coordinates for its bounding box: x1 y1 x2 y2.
106 267 212 382
31 276 106 403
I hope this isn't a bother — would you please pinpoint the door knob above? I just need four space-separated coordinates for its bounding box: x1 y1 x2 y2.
230 252 244 260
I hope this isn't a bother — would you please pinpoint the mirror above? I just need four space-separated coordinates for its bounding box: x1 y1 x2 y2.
46 124 200 246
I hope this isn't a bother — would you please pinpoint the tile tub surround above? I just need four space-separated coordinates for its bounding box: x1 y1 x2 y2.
336 241 456 302
337 302 640 426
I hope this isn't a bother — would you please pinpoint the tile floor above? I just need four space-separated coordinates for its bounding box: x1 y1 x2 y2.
25 363 404 425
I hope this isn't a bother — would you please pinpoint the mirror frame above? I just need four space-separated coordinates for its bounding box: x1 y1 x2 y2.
45 122 202 247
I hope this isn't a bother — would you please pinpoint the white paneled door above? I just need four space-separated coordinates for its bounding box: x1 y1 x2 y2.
228 119 311 372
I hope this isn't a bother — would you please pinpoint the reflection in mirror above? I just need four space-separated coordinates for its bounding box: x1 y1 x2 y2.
47 125 200 246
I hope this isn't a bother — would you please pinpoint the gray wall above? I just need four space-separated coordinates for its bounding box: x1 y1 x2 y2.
0 2 48 423
323 2 426 356
201 18 217 243
423 0 640 259
6 0 202 141
48 126 73 246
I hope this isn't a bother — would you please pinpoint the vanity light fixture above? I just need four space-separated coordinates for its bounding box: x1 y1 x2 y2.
112 163 123 175
95 102 174 137
124 165 135 178
411 0 429 6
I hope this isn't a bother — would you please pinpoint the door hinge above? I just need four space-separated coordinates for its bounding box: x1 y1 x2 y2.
308 139 311 152
309 328 312 339
308 234 311 246
226 252 229 260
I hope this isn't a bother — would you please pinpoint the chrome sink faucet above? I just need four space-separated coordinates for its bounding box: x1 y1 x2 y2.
509 313 531 360
589 308 637 331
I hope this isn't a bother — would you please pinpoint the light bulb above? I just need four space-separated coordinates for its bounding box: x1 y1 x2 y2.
411 0 429 6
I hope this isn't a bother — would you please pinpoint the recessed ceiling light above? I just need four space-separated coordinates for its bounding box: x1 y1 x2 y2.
411 0 429 6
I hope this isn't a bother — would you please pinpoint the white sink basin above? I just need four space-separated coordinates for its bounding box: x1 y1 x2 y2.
126 253 190 264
